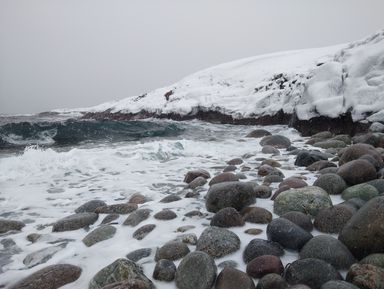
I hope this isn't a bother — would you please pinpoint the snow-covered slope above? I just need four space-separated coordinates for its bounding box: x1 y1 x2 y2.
79 30 384 122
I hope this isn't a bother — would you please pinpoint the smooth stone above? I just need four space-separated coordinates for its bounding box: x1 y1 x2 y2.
360 253 384 268
216 266 256 289
101 214 120 225
307 160 337 172
314 205 354 234
0 219 25 234
337 159 377 185
281 211 313 232
313 173 347 195
346 263 384 289
196 226 240 258
341 183 379 201
184 211 206 218
154 209 177 220
126 248 152 262
159 194 182 203
176 225 195 232
175 251 217 289
338 196 384 259
260 135 291 149
75 200 107 213
210 207 245 227
279 177 308 189
153 259 176 281
299 235 356 269
256 273 288 289
10 264 82 289
261 159 281 167
227 158 243 165
246 129 271 138
295 150 328 167
155 241 190 261
319 167 339 174
244 228 263 235
251 184 272 198
123 209 151 227
82 225 116 247
241 207 272 224
184 169 211 183
285 258 341 289
339 143 383 166
128 193 148 204
187 176 207 189
217 260 238 269
132 224 156 240
223 165 238 172
246 255 284 278
243 239 284 263
313 140 346 149
174 233 198 245
89 258 154 289
274 186 332 217
94 203 138 214
264 174 283 184
209 172 239 186
27 233 42 243
262 145 280 155
366 179 384 194
23 244 66 268
267 218 313 250
320 281 360 289
206 181 255 213
52 213 98 232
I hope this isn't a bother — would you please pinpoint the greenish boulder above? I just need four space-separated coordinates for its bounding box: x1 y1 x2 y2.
341 184 379 201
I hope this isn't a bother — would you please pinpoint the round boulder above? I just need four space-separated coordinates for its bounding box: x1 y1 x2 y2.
255 273 288 289
75 200 106 213
281 211 313 232
184 169 210 183
314 205 354 234
209 172 239 186
339 143 383 166
153 259 176 281
313 174 347 195
215 266 256 289
155 241 190 261
52 213 98 232
243 239 284 263
260 135 291 148
241 207 272 224
346 263 384 289
337 159 377 185
246 129 271 138
210 207 244 228
82 225 116 247
246 255 284 278
341 183 379 201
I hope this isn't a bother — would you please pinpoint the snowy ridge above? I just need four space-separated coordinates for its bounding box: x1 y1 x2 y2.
68 30 384 122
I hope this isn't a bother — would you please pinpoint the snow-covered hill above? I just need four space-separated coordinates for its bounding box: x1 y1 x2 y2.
69 30 384 124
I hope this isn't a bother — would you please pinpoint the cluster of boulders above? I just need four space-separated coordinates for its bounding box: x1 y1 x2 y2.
2 128 384 289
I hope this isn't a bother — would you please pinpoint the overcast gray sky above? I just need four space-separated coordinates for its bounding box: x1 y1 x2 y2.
0 0 383 115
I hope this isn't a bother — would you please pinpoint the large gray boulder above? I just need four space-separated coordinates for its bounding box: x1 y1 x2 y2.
52 213 98 232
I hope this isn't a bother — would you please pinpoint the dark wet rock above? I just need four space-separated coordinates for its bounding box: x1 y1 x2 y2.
89 258 154 289
264 174 283 184
258 164 276 176
196 226 240 258
360 253 384 268
261 159 282 167
155 241 190 261
337 159 376 185
338 196 384 259
132 224 156 240
27 233 42 243
217 260 238 269
128 193 149 204
153 259 176 281
341 183 379 201
243 239 284 263
319 167 339 174
242 207 272 224
312 131 333 139
281 211 313 232
285 258 341 289
187 176 207 188
184 190 200 198
260 135 291 148
274 186 332 217
251 184 272 198
307 160 337 172
95 203 138 214
52 212 98 232
360 154 382 171
82 225 116 247
245 228 263 235
223 165 237 172
314 205 354 234
339 143 383 166
227 158 243 165
313 173 347 195
23 244 66 268
210 207 244 227
366 179 384 194
184 210 206 218
154 209 177 220
246 129 271 138
159 194 182 203
0 219 25 234
314 140 346 149
262 145 280 155
209 172 239 186
101 279 152 289
280 177 308 189
352 132 384 148
256 273 288 289
320 281 360 289
75 200 107 213
10 264 82 289
295 150 328 167
101 214 120 225
216 266 256 289
346 263 384 289
184 169 211 183
175 251 217 289
126 248 152 262
267 218 313 250
299 235 356 269
123 209 151 227
206 181 255 213
332 134 352 145
174 233 198 245
246 255 284 278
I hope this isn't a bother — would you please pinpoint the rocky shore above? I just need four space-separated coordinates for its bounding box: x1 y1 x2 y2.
1 124 384 289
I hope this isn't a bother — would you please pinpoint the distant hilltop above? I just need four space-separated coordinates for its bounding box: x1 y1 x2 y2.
58 29 384 136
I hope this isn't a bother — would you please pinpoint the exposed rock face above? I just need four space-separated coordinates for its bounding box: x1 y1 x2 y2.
10 264 82 289
338 196 384 259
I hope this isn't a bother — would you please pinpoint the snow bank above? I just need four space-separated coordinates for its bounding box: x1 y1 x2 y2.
70 30 384 122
